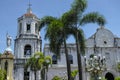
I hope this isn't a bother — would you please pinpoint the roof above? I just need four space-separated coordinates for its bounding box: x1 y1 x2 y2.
0 52 14 59
18 6 39 20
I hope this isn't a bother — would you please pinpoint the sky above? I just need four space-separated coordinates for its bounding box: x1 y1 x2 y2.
0 0 120 53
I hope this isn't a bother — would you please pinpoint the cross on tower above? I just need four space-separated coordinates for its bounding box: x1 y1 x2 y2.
27 0 32 13
28 0 32 9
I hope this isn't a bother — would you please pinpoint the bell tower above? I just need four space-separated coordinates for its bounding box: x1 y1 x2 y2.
14 5 42 58
14 4 42 80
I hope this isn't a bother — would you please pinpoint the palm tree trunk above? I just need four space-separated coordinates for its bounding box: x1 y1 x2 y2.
63 31 72 80
34 71 37 80
41 68 45 80
76 31 83 80
45 69 48 80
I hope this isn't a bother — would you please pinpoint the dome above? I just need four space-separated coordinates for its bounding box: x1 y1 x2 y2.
0 51 14 59
18 6 39 20
24 13 36 17
5 47 12 53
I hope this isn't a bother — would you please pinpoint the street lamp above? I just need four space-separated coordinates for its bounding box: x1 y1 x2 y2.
84 54 106 80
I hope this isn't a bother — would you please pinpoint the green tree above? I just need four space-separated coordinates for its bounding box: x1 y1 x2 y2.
39 3 86 80
25 54 39 80
67 0 106 80
25 52 52 80
71 69 78 80
0 69 6 80
39 0 106 80
39 16 73 80
52 76 62 80
115 77 120 80
35 52 52 80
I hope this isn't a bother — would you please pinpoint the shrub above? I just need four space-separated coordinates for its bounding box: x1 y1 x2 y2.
101 77 107 80
115 77 120 80
52 75 62 80
0 69 6 80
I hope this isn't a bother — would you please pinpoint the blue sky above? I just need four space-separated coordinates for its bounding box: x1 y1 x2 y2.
0 0 120 53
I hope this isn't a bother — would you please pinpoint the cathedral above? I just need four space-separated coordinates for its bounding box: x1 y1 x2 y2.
0 4 120 80
44 26 120 80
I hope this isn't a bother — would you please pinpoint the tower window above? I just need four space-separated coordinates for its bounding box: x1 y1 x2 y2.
26 24 31 33
24 45 31 56
52 55 57 64
68 54 73 64
19 23 22 33
35 23 38 34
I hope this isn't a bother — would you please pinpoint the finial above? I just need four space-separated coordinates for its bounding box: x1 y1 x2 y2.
100 26 104 29
27 0 32 13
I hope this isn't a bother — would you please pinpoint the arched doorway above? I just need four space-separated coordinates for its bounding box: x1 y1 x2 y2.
105 72 114 80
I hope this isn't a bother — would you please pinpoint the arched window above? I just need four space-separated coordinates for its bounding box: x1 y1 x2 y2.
68 54 73 64
24 45 31 56
52 55 57 64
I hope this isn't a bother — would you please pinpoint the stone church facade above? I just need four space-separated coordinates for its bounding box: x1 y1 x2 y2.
44 26 120 80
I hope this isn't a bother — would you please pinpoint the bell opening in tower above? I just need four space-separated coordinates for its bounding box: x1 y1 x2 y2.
24 45 31 57
26 24 31 33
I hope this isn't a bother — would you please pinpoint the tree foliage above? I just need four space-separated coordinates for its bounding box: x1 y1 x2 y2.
69 0 106 80
115 77 120 80
0 69 6 80
71 69 78 79
25 52 52 80
52 76 62 80
39 0 106 80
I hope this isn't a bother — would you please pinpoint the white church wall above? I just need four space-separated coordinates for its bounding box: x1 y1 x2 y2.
85 38 94 47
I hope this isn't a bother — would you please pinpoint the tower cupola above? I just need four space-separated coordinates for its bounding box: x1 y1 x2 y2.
17 4 40 39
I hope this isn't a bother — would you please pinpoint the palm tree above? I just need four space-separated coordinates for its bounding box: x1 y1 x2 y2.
25 52 52 80
34 52 52 80
39 17 72 80
39 4 87 80
68 0 106 80
39 0 106 80
71 69 78 80
25 54 39 80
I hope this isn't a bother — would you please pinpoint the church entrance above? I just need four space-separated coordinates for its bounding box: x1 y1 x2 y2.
105 72 114 80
